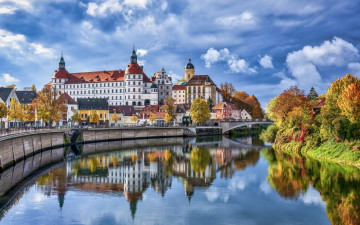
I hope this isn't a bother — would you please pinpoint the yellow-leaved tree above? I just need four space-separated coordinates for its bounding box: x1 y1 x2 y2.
190 98 211 125
8 98 24 128
0 103 8 128
130 114 138 123
338 83 360 123
72 109 81 124
148 112 156 125
89 110 99 125
33 86 67 127
111 111 120 125
25 104 36 124
164 97 176 124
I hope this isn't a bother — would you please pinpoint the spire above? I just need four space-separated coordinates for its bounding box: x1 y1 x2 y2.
59 52 65 70
130 44 137 64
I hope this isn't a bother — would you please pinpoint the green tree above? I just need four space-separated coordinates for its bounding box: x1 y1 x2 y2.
0 103 7 128
307 86 318 100
190 97 211 124
89 110 99 125
207 97 214 108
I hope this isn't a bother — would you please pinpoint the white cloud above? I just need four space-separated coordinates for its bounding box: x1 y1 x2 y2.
0 29 26 51
2 74 19 83
201 47 256 74
259 55 274 69
0 5 17 14
86 0 152 17
136 48 148 57
168 71 182 84
161 1 167 11
260 181 272 194
30 43 55 58
348 62 360 76
300 187 325 206
216 11 256 27
286 37 360 89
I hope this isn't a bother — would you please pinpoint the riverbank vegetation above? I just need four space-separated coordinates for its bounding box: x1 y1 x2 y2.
260 74 360 167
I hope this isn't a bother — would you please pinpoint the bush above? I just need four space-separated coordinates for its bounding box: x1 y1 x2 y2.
260 124 278 143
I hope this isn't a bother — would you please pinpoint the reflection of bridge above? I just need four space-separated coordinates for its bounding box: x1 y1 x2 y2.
220 119 274 133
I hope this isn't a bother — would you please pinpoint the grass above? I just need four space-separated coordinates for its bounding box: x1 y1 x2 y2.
306 141 360 167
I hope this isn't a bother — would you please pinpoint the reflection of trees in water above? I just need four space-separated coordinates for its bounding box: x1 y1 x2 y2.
190 147 211 174
262 148 360 225
234 150 260 171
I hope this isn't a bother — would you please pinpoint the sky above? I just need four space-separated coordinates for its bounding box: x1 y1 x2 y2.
0 0 360 108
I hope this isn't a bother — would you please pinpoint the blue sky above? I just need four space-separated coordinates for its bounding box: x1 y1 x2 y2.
0 0 360 107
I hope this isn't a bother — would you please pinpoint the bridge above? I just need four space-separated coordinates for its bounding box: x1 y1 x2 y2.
219 119 274 134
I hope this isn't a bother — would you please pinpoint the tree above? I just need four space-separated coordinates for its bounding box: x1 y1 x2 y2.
72 109 81 124
5 84 16 90
30 84 37 92
244 95 263 119
8 98 23 128
220 82 235 101
307 86 318 100
234 91 249 102
89 110 99 125
190 97 211 124
111 111 120 125
207 97 214 108
148 112 156 124
33 86 67 127
130 114 139 123
164 113 172 123
338 83 360 123
163 97 176 123
25 104 36 124
0 103 7 128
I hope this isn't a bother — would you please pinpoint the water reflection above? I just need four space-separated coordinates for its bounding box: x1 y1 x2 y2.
1 136 359 224
262 149 360 225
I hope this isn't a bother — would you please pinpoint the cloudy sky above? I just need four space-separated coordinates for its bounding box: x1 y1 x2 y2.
0 0 360 107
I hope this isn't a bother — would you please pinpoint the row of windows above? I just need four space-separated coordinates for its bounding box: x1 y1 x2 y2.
81 113 107 119
125 75 142 79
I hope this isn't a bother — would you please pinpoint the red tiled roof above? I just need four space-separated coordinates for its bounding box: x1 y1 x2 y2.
142 73 152 83
172 85 186 91
109 105 136 116
216 87 221 92
60 92 77 104
313 98 326 109
213 102 239 110
140 105 161 114
125 64 143 74
153 112 165 119
65 70 124 84
53 69 70 79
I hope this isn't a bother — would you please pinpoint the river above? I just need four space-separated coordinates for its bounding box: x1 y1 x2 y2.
0 136 359 225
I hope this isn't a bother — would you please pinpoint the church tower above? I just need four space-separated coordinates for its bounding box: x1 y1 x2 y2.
59 52 66 70
185 56 195 82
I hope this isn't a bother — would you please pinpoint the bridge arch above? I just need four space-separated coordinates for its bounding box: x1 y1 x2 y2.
220 120 274 134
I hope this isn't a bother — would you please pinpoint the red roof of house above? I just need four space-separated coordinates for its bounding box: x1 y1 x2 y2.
212 101 239 110
153 112 165 119
142 73 152 83
313 98 326 109
109 105 136 116
140 105 161 114
125 64 143 74
53 69 70 79
60 92 77 104
186 75 215 86
172 85 186 91
65 70 124 84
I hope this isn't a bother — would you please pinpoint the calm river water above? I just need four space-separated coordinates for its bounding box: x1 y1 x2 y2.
0 136 359 225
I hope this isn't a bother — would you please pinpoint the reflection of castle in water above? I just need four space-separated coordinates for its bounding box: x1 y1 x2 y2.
0 137 262 220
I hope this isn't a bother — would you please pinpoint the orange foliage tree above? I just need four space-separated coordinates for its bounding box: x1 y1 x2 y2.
338 83 360 123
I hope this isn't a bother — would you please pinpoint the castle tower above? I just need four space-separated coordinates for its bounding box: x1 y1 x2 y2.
184 56 195 82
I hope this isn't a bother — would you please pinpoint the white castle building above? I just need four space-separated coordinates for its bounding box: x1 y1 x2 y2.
50 47 169 108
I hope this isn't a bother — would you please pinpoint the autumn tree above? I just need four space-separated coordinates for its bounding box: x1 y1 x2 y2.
0 103 7 128
148 112 156 124
163 97 176 123
8 98 24 128
30 84 37 92
267 86 309 126
164 113 173 124
33 86 67 127
190 97 211 124
220 82 235 101
307 86 318 100
25 104 36 124
89 110 99 125
244 95 263 119
338 83 360 123
130 114 139 123
190 147 211 174
72 109 81 124
5 84 16 90
111 111 120 125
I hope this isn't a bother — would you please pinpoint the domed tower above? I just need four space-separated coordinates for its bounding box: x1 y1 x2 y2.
52 53 69 95
185 56 195 82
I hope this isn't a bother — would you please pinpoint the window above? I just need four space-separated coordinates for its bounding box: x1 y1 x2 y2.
100 114 102 118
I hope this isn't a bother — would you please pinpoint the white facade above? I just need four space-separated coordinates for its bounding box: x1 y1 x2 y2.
241 109 252 119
